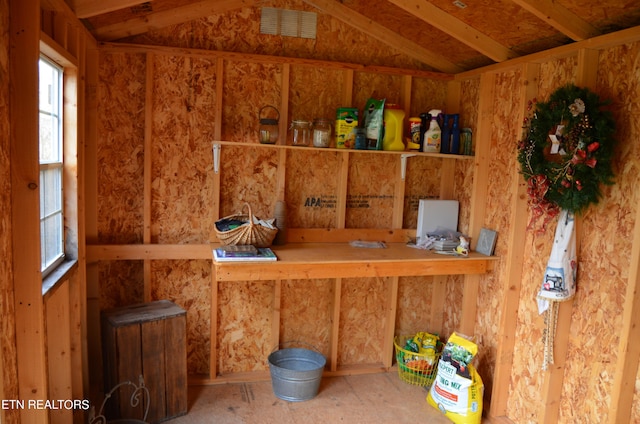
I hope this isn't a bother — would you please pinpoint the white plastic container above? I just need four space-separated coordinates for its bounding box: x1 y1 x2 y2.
423 109 442 153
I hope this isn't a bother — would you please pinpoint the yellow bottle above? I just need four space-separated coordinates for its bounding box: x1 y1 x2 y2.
382 105 406 151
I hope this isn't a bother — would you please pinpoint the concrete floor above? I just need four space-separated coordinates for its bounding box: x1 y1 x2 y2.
165 372 455 423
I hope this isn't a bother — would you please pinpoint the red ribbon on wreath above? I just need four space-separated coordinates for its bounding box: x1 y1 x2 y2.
526 174 560 234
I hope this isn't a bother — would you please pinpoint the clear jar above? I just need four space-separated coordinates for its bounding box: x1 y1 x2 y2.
289 120 312 146
312 118 332 148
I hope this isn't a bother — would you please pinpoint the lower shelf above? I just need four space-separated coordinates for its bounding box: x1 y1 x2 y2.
212 242 497 281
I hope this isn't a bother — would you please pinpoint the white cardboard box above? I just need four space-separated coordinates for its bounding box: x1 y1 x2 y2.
416 199 459 241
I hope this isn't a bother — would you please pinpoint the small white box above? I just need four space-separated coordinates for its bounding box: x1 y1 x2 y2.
416 199 459 241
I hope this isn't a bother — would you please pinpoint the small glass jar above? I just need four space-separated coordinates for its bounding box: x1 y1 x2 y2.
259 105 279 144
289 120 312 146
312 118 332 148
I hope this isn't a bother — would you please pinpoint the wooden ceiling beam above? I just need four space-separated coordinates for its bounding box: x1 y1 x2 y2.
386 0 518 63
71 0 150 19
302 0 463 73
92 0 256 41
510 0 600 41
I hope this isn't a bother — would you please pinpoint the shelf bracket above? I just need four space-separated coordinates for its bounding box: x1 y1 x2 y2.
400 154 417 180
213 143 221 174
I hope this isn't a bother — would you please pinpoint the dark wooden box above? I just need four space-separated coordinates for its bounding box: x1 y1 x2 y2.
102 300 187 423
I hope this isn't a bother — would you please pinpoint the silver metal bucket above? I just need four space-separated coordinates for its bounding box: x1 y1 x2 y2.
268 347 326 402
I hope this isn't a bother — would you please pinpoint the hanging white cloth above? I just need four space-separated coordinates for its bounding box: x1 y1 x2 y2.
537 209 577 370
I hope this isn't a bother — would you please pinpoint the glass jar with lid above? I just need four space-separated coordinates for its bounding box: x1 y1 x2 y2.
289 120 312 146
312 118 332 148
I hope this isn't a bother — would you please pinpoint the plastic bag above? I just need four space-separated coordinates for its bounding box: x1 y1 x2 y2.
427 332 483 424
537 209 577 313
363 98 385 150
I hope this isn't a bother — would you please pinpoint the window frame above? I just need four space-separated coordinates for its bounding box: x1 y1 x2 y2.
38 54 65 277
38 39 79 289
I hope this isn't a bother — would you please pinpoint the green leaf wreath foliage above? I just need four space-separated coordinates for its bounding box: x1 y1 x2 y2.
518 84 616 229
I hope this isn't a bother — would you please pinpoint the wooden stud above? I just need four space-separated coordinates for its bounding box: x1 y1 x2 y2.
276 65 288 203
143 52 154 302
210 57 224 230
336 152 350 229
488 62 540 417
343 69 354 106
271 280 282 351
540 47 600 424
391 156 405 228
429 276 446 334
74 29 91 403
330 278 342 372
45 280 73 424
84 43 103 396
68 272 85 424
458 72 495 335
439 158 455 200
382 277 399 368
10 0 49 421
440 80 461 199
279 63 290 147
608 157 640 423
210 275 219 380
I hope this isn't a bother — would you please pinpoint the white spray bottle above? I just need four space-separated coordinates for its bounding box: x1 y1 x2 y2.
423 109 442 153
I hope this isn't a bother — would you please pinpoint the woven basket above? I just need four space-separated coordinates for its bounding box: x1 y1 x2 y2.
215 203 278 248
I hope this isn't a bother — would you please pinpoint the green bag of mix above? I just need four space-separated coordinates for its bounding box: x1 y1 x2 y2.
426 332 484 424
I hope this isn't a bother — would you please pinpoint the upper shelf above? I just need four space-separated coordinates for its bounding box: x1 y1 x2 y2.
212 140 475 160
212 242 497 281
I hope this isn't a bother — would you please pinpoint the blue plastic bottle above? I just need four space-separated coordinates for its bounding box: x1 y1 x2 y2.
440 114 451 154
450 114 461 154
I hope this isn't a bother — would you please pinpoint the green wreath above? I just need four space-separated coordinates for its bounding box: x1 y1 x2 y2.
518 84 616 223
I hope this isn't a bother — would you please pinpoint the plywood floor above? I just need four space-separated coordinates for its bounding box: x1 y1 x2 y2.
165 372 463 423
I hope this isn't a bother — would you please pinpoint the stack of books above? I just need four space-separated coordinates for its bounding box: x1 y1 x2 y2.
213 245 277 262
432 239 459 251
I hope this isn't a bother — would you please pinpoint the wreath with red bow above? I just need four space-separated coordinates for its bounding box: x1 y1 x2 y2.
517 84 616 231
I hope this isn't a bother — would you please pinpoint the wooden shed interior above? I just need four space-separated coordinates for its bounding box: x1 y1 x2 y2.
3 0 640 422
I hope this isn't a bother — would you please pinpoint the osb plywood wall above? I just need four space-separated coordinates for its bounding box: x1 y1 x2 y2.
473 67 523 405
0 0 19 417
508 56 579 422
96 46 453 376
475 43 640 423
122 0 433 72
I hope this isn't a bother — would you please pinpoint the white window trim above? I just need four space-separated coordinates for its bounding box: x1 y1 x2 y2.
39 55 65 278
39 35 79 290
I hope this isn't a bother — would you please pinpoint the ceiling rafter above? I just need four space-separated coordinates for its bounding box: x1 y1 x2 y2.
93 0 256 41
510 0 600 41
302 0 463 73
71 0 150 19
386 0 518 63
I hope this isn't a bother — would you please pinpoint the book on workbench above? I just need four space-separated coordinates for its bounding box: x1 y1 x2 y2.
213 246 277 262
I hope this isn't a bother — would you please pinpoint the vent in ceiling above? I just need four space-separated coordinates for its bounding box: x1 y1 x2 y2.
260 8 318 39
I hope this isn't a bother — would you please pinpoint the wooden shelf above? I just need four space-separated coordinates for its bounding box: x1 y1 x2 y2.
212 242 496 281
212 140 474 160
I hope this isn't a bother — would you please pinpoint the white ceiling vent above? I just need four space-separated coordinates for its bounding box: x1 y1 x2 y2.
260 7 317 39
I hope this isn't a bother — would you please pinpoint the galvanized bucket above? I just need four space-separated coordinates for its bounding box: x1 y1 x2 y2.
268 346 326 402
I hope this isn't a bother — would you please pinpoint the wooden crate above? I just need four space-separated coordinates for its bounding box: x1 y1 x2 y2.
101 300 187 423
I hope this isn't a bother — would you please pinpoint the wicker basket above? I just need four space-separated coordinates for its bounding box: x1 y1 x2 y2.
394 335 441 387
215 203 278 248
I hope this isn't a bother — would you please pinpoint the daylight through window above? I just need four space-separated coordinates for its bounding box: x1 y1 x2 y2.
38 56 65 276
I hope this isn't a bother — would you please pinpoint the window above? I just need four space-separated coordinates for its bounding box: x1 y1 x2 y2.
38 56 65 276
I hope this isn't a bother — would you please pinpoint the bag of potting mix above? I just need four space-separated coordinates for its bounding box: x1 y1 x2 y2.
427 332 483 424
